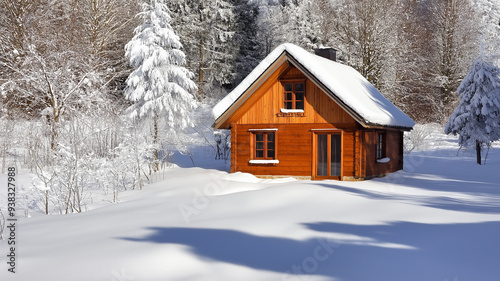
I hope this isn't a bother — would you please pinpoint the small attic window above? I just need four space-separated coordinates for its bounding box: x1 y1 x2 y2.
281 80 305 113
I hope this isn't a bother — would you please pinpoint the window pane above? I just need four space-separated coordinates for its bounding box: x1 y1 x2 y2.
377 133 384 159
256 150 264 158
286 92 293 101
267 133 275 142
317 135 328 176
296 101 304 110
285 102 293 109
267 149 275 158
295 92 304 101
331 134 341 176
267 142 275 150
256 142 264 150
284 83 293 91
295 83 304 91
256 134 263 141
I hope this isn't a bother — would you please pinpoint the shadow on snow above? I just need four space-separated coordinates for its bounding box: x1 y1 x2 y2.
302 221 500 281
316 181 500 214
118 221 500 280
313 152 500 214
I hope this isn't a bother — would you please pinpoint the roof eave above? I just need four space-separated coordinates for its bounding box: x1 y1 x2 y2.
362 123 414 131
214 52 288 130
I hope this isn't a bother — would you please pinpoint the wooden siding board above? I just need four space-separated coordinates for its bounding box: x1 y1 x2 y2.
230 123 237 173
234 124 359 179
361 129 404 178
233 127 405 180
354 130 360 178
342 131 355 177
226 60 289 126
234 70 356 126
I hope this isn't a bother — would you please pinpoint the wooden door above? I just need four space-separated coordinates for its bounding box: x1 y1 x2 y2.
315 133 342 179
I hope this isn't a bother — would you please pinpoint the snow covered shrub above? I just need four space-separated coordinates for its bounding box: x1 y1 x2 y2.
404 124 433 154
37 121 97 214
29 113 159 214
24 120 54 170
108 118 157 192
0 117 16 173
214 130 230 161
177 101 229 162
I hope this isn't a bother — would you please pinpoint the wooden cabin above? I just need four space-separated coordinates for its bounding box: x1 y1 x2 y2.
213 44 415 180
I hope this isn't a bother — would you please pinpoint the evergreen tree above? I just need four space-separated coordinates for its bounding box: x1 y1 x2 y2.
124 0 197 169
168 0 237 101
232 0 264 85
445 54 500 164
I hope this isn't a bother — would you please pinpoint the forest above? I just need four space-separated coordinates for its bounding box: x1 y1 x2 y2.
0 0 499 214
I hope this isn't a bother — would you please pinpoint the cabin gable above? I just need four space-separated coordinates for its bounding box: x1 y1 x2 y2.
229 64 357 127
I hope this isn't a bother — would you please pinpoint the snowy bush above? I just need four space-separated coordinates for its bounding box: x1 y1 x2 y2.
32 118 98 214
26 107 218 214
404 124 434 154
186 102 227 161
0 116 16 173
109 119 158 191
214 130 230 161
24 112 161 214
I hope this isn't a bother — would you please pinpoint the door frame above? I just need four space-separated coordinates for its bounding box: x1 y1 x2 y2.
312 130 343 180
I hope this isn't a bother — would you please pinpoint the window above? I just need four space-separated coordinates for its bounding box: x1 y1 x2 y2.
376 132 386 159
283 81 305 110
253 132 275 159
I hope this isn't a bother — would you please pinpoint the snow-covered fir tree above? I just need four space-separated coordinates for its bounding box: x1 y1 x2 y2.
232 0 264 85
124 0 197 169
445 53 500 164
167 0 237 101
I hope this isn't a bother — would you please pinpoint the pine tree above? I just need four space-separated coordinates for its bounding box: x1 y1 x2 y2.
445 54 500 164
233 0 264 85
124 0 197 169
167 0 237 100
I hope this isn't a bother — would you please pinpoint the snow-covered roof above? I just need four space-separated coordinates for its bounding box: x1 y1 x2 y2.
213 43 415 130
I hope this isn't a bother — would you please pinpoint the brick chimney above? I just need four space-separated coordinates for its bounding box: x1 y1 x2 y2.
314 47 337 62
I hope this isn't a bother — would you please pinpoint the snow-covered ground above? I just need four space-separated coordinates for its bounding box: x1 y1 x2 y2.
1 126 500 281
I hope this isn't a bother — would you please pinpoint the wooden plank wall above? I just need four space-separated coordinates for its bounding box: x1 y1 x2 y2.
354 130 364 179
230 123 237 173
234 123 356 178
342 130 356 178
232 68 356 126
363 130 404 177
233 125 404 179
